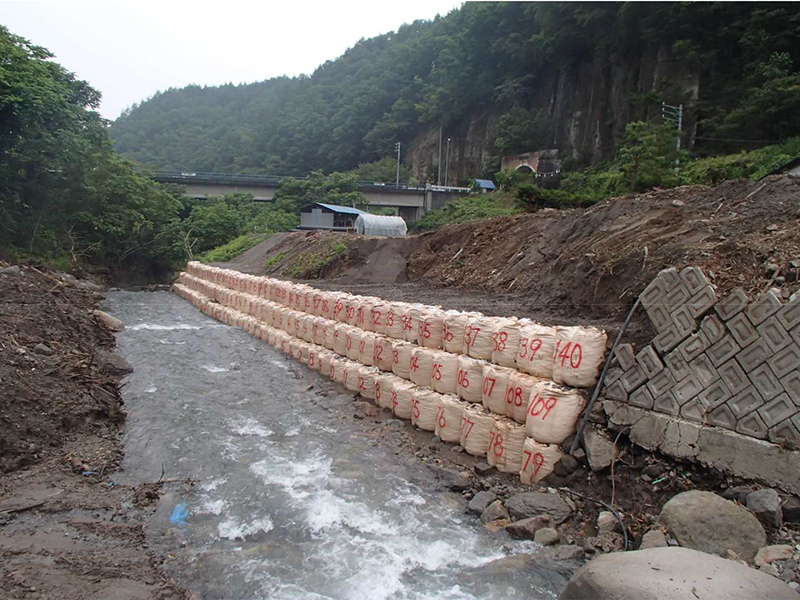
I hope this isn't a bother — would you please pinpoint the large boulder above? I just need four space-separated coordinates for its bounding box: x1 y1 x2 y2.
560 547 796 600
659 490 765 561
505 515 553 540
505 492 571 523
467 491 497 516
582 425 616 471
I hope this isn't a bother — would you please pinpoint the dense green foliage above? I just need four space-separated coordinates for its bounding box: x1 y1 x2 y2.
111 3 800 177
0 26 183 270
197 234 267 263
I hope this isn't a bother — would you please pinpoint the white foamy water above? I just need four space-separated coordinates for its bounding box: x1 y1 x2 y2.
218 516 274 540
229 417 273 438
201 364 229 373
129 323 203 331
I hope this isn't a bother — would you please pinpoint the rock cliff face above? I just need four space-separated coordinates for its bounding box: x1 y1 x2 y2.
407 42 699 185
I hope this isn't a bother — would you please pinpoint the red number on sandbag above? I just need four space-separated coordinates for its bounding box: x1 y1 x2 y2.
322 299 329 313
359 340 366 355
421 322 432 339
411 398 420 419
464 325 481 347
410 356 419 371
375 383 382 401
402 315 413 333
372 310 382 326
492 433 504 456
505 386 523 406
529 394 558 420
492 331 508 352
523 450 545 475
483 377 496 396
554 341 582 369
457 369 470 389
437 406 446 429
393 349 399 364
343 372 349 386
460 417 475 440
358 376 366 391
305 296 311 308
330 365 335 378
309 353 315 367
386 311 394 327
346 336 352 350
443 324 454 343
314 297 321 310
374 345 384 362
346 306 356 320
391 392 398 411
432 363 443 381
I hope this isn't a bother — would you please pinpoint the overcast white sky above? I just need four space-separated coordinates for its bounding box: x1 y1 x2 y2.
3 1 464 120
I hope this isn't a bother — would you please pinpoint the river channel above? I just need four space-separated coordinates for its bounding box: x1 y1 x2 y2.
105 290 571 599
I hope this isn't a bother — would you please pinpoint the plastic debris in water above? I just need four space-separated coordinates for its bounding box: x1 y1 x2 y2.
170 503 190 526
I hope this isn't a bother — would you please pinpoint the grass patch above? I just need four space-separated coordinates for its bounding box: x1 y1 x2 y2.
264 252 286 272
411 193 523 232
197 234 266 263
289 243 348 279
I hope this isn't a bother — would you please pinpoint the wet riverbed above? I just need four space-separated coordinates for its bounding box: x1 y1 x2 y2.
105 291 572 599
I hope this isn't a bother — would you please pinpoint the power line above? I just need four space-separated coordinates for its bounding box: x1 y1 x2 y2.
694 136 783 143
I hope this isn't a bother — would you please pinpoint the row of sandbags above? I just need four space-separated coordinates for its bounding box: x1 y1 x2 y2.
174 282 563 484
184 262 608 389
177 272 586 444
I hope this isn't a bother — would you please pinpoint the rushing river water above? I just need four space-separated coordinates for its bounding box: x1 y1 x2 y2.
105 291 571 600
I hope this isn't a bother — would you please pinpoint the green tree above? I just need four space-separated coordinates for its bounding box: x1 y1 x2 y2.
618 122 681 193
351 157 414 183
185 201 245 253
494 107 552 155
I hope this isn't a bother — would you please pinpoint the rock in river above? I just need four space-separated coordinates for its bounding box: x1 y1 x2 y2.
505 492 571 523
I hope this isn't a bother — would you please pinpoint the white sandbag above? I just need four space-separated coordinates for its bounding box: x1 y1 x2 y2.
525 380 587 445
372 335 394 372
430 351 459 395
409 346 435 388
487 418 527 474
459 404 495 457
301 315 315 343
411 388 442 432
289 340 301 362
286 311 297 337
312 317 326 346
418 309 445 349
359 333 376 367
520 438 562 485
436 394 466 444
491 318 523 368
357 298 375 331
329 357 346 383
481 364 515 415
333 294 349 322
298 342 311 365
443 311 469 354
552 326 608 388
319 352 332 378
505 371 543 423
323 320 336 350
393 381 417 420
391 341 414 380
516 323 556 378
357 366 379 400
374 374 399 410
345 297 360 326
385 302 407 340
370 303 388 335
307 345 320 371
333 324 349 356
317 291 335 320
401 304 424 344
464 315 495 360
343 362 361 392
456 355 484 403
345 327 362 362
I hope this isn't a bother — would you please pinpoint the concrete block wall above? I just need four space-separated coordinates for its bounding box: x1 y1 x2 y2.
603 266 800 446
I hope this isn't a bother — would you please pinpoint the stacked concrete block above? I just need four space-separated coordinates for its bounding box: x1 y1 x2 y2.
599 265 800 447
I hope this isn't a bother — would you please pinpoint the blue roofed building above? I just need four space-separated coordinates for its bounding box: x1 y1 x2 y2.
473 179 496 193
299 202 369 231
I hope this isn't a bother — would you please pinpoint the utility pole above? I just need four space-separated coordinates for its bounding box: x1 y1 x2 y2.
437 127 443 185
662 102 683 175
394 141 401 186
444 138 451 187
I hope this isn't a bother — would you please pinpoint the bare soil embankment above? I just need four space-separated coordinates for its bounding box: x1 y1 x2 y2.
0 265 188 600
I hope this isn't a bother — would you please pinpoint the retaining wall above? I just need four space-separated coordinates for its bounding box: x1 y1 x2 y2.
599 266 800 493
173 261 610 486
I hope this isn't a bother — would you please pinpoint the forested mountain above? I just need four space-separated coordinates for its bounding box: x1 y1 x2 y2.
110 2 800 182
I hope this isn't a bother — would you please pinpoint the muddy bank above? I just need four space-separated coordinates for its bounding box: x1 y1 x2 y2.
0 263 188 600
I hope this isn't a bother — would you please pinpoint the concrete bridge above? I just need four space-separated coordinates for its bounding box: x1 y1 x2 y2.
151 171 470 222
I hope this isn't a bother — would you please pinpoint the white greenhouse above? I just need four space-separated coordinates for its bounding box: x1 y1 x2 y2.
354 214 408 237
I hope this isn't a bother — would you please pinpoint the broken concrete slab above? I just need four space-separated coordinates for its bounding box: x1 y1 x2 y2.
582 424 616 471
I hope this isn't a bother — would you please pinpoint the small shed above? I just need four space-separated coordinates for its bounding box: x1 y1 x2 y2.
474 179 496 193
354 214 408 237
299 202 367 231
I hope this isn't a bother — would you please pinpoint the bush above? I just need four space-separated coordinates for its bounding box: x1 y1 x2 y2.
289 243 349 279
410 194 523 232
